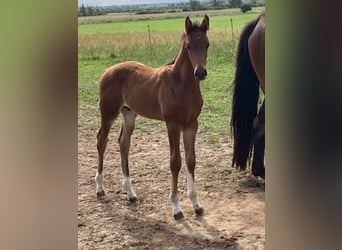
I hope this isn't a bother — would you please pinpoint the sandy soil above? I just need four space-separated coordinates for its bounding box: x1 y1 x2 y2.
78 114 265 249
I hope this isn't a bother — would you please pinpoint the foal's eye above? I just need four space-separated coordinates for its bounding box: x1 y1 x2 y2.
186 44 191 50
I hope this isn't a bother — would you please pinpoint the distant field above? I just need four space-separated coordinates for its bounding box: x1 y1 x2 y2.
78 11 263 34
78 7 264 25
78 10 262 143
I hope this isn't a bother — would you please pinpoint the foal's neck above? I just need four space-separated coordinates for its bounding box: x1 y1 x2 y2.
172 39 195 82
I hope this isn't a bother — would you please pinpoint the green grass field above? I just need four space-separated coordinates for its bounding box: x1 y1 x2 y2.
78 12 259 34
78 11 261 145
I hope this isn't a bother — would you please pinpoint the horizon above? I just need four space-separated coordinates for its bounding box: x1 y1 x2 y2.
78 0 186 7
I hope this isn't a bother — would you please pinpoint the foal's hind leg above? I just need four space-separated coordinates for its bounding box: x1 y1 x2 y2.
119 107 137 202
183 121 203 216
96 108 120 197
252 100 265 179
166 122 183 220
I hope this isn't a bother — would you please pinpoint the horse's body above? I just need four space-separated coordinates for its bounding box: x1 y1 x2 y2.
231 14 265 179
95 15 210 220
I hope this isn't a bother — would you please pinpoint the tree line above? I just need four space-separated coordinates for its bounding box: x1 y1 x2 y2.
188 0 243 11
78 0 263 17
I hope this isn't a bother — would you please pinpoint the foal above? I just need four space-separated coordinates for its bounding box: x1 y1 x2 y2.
95 15 210 220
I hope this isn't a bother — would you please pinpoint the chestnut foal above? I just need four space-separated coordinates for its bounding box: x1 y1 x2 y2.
95 15 209 220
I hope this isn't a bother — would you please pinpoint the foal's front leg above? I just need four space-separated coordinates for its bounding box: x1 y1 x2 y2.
183 121 203 216
166 122 183 220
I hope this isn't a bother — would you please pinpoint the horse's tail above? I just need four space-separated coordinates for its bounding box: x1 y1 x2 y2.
231 16 261 170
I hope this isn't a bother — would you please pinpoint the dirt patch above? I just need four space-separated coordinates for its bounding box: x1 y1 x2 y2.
78 117 265 249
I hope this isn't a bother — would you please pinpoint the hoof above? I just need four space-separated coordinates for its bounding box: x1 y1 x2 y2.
252 168 265 180
129 196 138 203
195 207 204 216
173 211 184 220
96 190 106 198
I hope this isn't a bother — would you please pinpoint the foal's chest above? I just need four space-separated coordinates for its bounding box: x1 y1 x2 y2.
160 82 203 122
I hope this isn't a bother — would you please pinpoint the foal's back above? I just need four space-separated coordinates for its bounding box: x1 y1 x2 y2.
99 61 174 121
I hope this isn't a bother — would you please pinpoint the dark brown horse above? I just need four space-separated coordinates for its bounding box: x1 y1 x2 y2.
95 15 210 220
231 14 265 179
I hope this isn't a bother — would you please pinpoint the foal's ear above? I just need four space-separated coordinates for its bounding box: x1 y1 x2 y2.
185 16 192 33
200 15 209 32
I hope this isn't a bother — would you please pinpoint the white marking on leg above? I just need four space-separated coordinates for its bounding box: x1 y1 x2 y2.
187 172 201 210
170 192 182 215
123 176 137 200
95 172 104 194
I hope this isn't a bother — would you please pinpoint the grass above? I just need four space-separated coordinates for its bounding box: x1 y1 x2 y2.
78 12 261 145
78 12 260 34
78 7 265 25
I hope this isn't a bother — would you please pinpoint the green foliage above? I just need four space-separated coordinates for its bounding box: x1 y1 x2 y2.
211 0 221 7
79 4 86 17
78 4 104 17
229 0 242 8
189 0 202 11
241 3 252 13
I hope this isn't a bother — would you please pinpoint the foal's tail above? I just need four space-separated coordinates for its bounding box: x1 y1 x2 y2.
231 16 261 170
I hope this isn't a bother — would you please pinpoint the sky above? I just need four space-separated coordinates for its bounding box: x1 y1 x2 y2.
78 0 185 7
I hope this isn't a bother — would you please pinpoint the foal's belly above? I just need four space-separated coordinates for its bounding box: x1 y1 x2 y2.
121 65 164 120
125 102 164 121
123 90 203 124
123 88 164 121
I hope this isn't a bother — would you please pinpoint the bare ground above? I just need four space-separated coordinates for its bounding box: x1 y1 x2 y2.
78 112 265 250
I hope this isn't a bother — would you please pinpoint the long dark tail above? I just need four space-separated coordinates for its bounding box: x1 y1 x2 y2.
231 16 261 170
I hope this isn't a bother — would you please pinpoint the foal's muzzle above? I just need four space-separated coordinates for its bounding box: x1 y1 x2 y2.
194 67 207 80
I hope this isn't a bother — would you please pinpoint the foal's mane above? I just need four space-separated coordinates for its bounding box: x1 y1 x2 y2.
164 22 204 66
165 59 176 66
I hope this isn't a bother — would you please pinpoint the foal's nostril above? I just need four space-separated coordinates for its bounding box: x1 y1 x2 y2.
194 68 207 80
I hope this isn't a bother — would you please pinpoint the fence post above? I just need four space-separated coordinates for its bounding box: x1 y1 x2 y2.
230 18 234 41
147 24 152 51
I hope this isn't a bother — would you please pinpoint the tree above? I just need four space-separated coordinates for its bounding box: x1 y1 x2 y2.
211 0 219 7
95 6 100 16
189 0 201 11
229 0 242 8
79 4 86 17
211 0 225 8
87 6 94 16
241 3 252 13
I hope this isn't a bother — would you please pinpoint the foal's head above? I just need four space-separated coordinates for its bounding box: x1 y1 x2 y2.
184 15 210 80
